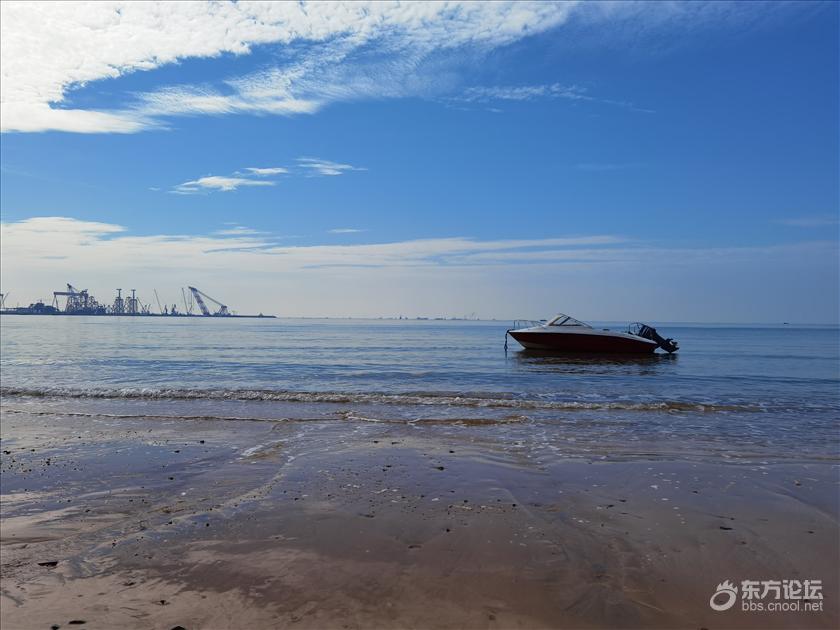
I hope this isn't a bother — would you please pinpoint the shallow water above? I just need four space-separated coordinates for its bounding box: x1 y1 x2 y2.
2 316 838 461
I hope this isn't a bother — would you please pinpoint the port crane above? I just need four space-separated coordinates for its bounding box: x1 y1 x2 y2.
52 283 106 313
153 289 167 315
2 282 272 317
52 283 81 309
188 286 230 316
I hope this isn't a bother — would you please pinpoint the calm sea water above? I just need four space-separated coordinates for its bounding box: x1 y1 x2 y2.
2 316 838 461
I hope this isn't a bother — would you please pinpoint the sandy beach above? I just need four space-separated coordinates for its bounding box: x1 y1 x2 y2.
2 0 838 626
1 405 837 630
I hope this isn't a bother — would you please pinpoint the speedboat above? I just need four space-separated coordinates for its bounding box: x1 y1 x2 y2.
506 314 678 354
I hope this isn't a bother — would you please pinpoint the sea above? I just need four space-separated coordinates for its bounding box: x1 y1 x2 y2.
1 316 838 463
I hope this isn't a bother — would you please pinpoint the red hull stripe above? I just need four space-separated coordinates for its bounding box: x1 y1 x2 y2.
509 331 656 354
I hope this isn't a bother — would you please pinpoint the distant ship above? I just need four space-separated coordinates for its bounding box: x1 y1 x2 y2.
506 313 678 354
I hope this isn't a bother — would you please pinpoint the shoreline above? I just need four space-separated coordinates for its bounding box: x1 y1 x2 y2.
1 407 838 629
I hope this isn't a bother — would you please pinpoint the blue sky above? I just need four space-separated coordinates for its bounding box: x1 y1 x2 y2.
1 1 838 322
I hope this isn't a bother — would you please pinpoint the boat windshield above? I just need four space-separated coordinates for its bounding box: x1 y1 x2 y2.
546 313 591 328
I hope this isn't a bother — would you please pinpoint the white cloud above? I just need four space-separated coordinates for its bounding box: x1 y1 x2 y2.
2 1 799 133
215 226 268 236
454 83 654 113
0 1 576 133
329 228 366 234
461 84 588 102
136 82 322 120
0 217 812 275
2 216 125 237
173 175 275 194
0 103 154 134
244 167 289 176
1 216 837 322
0 218 626 273
170 160 357 193
297 158 365 176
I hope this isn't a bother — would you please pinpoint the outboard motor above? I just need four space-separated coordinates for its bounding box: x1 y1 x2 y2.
629 323 679 354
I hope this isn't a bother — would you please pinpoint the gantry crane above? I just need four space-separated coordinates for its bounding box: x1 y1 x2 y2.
187 286 230 316
52 283 104 313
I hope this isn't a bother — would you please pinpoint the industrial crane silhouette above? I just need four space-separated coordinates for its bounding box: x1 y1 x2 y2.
187 286 230 316
52 283 105 313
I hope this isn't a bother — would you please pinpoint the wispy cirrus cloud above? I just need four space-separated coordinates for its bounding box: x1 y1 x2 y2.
2 217 837 321
0 1 576 133
172 175 275 194
329 228 366 234
169 158 361 193
1 1 789 133
453 83 654 114
244 167 288 176
214 225 269 236
298 158 365 177
0 217 629 274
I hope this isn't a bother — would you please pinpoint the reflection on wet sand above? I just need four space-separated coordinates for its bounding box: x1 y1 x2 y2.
1 406 837 630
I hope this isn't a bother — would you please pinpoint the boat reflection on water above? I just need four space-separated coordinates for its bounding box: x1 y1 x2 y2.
510 348 677 376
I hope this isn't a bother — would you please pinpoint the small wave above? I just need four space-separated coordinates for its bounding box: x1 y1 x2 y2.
0 385 768 413
1 407 529 427
336 410 528 425
0 408 311 423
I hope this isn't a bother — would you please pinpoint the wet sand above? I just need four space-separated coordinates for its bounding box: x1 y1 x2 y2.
1 408 838 629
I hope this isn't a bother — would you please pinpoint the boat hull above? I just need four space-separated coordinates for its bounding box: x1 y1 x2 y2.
509 330 657 354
